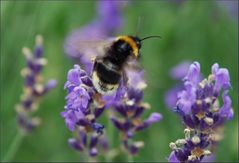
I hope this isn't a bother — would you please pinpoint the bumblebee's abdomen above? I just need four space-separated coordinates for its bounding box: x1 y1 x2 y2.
94 61 121 84
92 60 121 95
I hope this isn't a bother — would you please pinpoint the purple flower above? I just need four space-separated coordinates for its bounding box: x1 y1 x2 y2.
63 65 162 157
165 61 195 109
219 91 233 120
97 0 126 33
201 154 215 162
169 62 233 162
168 151 180 163
62 64 106 156
165 85 182 109
62 65 103 131
16 35 57 134
211 63 231 92
183 62 201 85
63 1 161 157
170 61 191 80
62 1 129 157
108 69 162 155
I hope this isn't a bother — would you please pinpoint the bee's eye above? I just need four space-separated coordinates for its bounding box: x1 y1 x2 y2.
115 40 130 53
118 43 129 53
137 42 141 49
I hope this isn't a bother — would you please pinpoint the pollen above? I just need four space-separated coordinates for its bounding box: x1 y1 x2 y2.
199 79 207 88
132 118 142 126
126 99 135 106
204 97 212 104
86 114 95 121
22 47 32 59
126 110 134 117
175 139 187 145
37 58 48 65
195 111 205 120
196 100 202 105
203 150 211 156
169 142 177 150
191 135 200 144
139 102 151 109
191 147 204 158
35 84 44 94
21 68 31 77
134 141 144 148
184 128 191 140
36 34 43 46
93 93 105 108
188 155 197 161
204 117 214 125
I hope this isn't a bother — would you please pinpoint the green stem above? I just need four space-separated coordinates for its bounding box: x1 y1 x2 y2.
2 132 24 162
127 154 134 162
105 117 114 162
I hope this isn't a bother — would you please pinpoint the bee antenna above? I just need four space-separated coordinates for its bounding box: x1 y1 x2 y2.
140 35 162 41
135 16 143 36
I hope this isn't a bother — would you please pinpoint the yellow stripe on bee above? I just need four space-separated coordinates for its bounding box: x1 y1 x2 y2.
117 36 139 58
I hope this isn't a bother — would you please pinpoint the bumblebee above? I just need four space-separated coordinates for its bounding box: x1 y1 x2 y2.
72 35 160 95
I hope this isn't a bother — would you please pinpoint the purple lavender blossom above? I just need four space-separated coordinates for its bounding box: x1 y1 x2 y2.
63 0 161 157
168 62 233 162
16 35 57 134
107 69 162 155
62 66 162 156
64 0 126 73
165 85 183 109
62 1 130 157
170 61 191 80
165 61 192 109
62 64 107 156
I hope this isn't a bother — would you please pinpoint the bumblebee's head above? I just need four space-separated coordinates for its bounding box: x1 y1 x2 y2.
130 36 142 49
130 36 142 58
116 36 141 59
116 35 161 59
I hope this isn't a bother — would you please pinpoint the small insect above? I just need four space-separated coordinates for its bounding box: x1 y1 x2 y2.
69 35 161 95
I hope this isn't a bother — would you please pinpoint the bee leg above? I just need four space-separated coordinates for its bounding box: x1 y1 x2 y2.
92 92 105 108
91 55 103 63
90 56 96 63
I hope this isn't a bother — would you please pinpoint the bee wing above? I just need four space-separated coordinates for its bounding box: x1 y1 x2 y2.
126 60 142 71
65 37 115 60
121 60 143 86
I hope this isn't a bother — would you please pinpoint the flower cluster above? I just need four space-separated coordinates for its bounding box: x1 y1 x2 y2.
62 0 136 158
61 65 107 156
62 0 161 158
164 61 192 109
16 35 57 134
168 62 233 162
107 69 162 155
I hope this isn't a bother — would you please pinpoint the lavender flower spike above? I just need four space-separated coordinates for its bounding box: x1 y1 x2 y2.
62 64 107 157
16 35 57 134
164 61 193 109
108 68 162 155
169 62 233 162
62 1 128 157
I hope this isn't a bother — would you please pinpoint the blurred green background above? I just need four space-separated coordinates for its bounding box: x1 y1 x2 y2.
1 0 238 162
